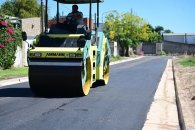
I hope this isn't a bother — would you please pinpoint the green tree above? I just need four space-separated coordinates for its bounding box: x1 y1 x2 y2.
104 11 149 56
155 25 164 34
164 29 173 33
0 0 41 18
0 1 14 16
145 25 164 43
147 24 155 32
138 23 150 42
148 31 161 44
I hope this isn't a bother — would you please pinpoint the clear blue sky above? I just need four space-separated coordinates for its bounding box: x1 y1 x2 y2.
0 0 194 33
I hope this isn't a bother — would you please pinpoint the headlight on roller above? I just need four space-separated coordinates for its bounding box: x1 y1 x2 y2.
30 52 41 57
76 53 82 58
69 53 76 58
34 53 41 57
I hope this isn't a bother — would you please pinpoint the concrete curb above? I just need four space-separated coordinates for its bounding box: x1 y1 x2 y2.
110 56 144 66
172 58 186 130
0 56 144 88
142 59 180 130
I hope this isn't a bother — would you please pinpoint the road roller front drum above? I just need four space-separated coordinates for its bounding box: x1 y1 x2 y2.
29 58 92 97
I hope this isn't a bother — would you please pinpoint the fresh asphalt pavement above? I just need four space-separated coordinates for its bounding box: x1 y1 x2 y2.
0 56 170 130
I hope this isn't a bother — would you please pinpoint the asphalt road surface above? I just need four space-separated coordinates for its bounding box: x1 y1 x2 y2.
0 56 169 130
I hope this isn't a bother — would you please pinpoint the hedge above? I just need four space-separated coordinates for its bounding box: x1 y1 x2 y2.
0 15 22 69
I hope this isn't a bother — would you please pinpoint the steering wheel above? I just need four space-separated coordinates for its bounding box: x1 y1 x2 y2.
66 16 76 23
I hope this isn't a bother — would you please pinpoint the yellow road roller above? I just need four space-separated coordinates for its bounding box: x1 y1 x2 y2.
22 0 111 96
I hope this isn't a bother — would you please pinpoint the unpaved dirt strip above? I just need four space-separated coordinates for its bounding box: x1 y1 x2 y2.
142 59 180 130
173 58 195 130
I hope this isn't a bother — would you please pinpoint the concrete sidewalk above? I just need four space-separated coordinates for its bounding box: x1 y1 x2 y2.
0 77 28 88
142 59 180 130
0 56 144 88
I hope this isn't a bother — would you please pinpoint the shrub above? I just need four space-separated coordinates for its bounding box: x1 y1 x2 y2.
160 50 167 56
0 15 22 69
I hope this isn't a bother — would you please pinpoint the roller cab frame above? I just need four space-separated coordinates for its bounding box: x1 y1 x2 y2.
24 0 111 96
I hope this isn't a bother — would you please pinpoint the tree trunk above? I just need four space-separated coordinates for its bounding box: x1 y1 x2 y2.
125 46 130 57
121 47 125 56
118 40 125 56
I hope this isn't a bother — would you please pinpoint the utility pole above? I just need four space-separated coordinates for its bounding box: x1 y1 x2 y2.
40 0 44 33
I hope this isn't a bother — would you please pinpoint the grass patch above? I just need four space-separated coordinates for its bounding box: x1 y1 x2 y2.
110 55 125 62
160 51 167 56
179 57 195 67
0 67 28 80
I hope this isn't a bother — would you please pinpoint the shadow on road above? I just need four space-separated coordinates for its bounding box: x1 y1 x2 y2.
0 88 33 97
92 82 105 88
0 87 84 98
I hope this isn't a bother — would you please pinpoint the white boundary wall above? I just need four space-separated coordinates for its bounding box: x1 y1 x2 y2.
14 39 33 67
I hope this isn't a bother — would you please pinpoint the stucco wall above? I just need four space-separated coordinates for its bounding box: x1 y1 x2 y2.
14 17 41 67
22 17 41 37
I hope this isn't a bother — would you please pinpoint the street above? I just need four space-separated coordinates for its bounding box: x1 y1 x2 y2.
0 56 169 130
